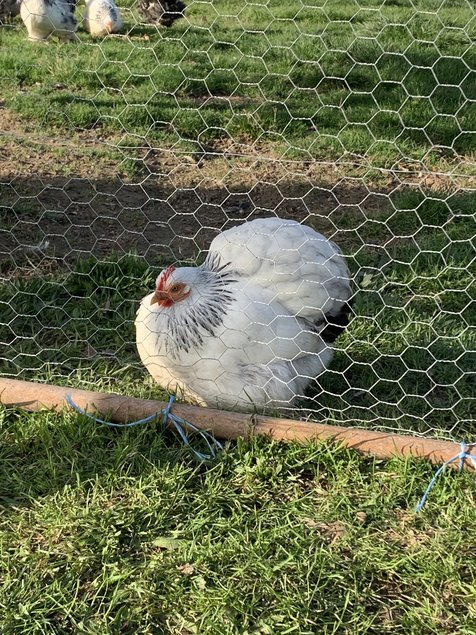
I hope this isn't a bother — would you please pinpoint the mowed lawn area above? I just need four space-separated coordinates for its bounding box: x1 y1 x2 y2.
1 0 476 633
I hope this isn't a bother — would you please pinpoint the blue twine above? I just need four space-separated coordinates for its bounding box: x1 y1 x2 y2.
416 441 476 512
65 393 223 462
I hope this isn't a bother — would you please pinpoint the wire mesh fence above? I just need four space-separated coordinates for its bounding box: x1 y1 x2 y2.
0 0 474 440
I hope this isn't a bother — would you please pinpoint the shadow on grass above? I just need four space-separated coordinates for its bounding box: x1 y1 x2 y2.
0 400 204 512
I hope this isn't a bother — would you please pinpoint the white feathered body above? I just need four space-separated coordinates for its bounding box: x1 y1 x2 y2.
136 275 333 412
210 217 351 326
20 0 77 40
135 217 352 413
83 0 122 36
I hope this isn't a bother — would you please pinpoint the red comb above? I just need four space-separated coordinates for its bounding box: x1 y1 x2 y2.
157 265 176 291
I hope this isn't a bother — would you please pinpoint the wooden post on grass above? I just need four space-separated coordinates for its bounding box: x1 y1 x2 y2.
0 377 473 470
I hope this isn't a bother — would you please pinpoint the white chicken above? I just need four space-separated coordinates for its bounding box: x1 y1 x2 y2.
135 217 353 413
20 0 77 41
83 0 122 37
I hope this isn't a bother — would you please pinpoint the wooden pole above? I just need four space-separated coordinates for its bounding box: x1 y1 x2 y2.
0 377 473 470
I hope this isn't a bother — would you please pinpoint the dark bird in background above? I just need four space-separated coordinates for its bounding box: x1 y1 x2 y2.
138 0 185 27
0 0 22 19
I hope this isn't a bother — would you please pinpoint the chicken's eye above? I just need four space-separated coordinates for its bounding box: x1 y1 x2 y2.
170 284 181 294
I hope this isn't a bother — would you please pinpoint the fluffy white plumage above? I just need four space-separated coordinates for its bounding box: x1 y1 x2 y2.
210 217 351 328
135 217 352 413
20 0 77 41
83 0 122 36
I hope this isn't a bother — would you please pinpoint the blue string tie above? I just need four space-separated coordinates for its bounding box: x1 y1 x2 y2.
416 441 476 512
65 393 223 462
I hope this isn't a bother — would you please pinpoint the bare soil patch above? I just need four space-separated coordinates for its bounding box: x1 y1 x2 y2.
1 107 473 275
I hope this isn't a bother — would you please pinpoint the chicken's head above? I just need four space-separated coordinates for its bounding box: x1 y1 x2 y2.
150 265 192 308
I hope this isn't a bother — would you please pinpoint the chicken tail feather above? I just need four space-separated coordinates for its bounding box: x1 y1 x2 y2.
319 300 354 344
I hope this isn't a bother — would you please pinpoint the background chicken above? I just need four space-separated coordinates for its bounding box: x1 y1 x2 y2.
0 0 21 19
83 0 122 36
138 0 185 27
135 217 353 413
20 0 77 40
1 0 185 28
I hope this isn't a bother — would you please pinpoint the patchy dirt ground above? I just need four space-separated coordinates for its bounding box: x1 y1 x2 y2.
1 106 474 276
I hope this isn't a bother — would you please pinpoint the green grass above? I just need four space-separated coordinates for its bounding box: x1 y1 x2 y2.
1 0 475 168
1 189 474 439
1 414 476 634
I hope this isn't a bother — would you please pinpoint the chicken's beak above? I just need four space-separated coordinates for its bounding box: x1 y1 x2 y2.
150 290 170 305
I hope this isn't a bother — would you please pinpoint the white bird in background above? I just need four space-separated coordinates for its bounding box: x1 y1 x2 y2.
83 0 122 37
20 0 77 41
135 217 353 413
